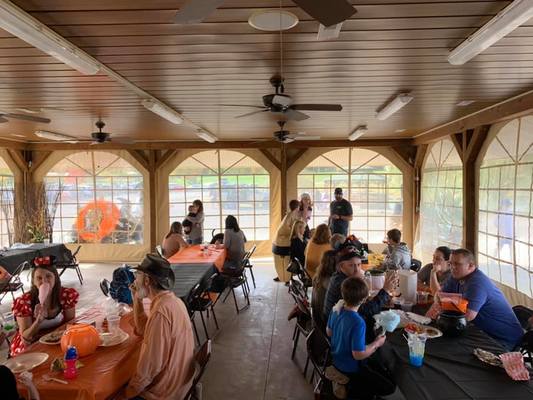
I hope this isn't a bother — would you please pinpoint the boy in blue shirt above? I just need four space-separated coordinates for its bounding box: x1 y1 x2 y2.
326 277 395 400
441 248 523 350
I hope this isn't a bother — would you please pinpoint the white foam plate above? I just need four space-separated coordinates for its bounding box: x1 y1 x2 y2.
99 330 129 347
38 330 64 345
2 352 49 373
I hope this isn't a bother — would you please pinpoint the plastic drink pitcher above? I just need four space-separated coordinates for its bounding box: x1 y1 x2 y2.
64 346 78 379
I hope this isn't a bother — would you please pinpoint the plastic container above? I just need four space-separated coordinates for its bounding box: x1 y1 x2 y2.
401 301 414 312
107 315 120 335
64 346 78 379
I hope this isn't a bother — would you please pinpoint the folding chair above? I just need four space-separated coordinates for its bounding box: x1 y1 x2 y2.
0 261 26 305
189 273 220 340
243 244 257 289
184 340 212 400
221 266 250 314
289 283 313 361
58 245 83 284
410 258 422 272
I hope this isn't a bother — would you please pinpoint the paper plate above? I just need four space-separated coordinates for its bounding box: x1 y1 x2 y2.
38 330 64 345
99 330 129 347
474 348 503 367
2 352 49 373
423 326 443 339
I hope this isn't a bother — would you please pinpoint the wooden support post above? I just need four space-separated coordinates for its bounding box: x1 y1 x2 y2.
462 126 490 252
412 144 428 238
260 149 281 170
280 144 287 215
148 150 157 253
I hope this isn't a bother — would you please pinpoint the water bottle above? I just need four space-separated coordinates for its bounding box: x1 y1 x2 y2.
64 346 78 379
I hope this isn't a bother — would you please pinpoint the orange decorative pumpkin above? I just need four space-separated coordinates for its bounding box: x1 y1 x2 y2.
60 324 100 357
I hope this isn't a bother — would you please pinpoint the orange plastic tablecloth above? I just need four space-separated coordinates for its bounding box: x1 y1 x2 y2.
20 308 141 400
167 245 226 271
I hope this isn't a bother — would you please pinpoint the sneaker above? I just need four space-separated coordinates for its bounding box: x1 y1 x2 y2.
325 365 349 385
331 381 347 399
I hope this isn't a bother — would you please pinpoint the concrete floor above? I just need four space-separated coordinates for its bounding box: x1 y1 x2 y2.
0 258 315 400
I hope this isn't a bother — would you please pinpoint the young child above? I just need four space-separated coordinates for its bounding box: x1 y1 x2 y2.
181 219 193 244
326 277 395 400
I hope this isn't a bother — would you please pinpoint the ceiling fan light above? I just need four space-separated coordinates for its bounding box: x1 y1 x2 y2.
317 22 343 41
196 130 218 143
348 125 368 141
34 130 76 141
448 0 533 65
248 10 299 31
376 93 413 121
142 99 183 125
0 1 100 75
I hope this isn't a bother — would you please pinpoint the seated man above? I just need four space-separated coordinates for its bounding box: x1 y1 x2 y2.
118 254 194 400
326 277 395 400
323 250 397 340
441 248 523 350
381 228 411 270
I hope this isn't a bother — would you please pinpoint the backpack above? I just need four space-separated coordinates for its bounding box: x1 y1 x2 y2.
109 265 135 305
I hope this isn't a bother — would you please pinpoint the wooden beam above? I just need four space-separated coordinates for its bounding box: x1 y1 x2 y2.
280 145 288 216
155 149 177 170
29 151 52 173
148 150 157 253
127 149 149 170
7 149 28 172
287 148 307 170
0 139 26 150
412 144 429 249
464 125 490 162
413 89 533 145
391 145 417 168
26 138 413 151
449 133 464 163
259 149 281 170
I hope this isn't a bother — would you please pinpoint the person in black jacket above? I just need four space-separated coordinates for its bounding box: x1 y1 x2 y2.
289 220 307 266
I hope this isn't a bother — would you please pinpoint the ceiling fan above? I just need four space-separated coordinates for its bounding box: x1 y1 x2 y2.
272 120 320 144
223 74 342 121
174 0 356 27
34 120 135 145
0 110 50 124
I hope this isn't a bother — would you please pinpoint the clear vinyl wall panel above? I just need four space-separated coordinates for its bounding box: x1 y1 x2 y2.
0 157 14 248
297 148 403 244
478 116 533 297
169 150 270 241
418 138 463 263
44 152 144 245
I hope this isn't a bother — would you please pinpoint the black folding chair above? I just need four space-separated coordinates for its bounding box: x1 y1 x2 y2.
57 245 83 284
305 328 332 387
0 261 27 305
184 340 212 400
243 244 257 289
410 258 422 272
221 265 250 314
189 273 220 340
293 257 313 290
289 281 313 361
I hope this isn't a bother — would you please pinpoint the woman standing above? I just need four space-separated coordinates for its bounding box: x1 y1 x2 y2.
223 215 247 270
186 199 205 245
290 220 307 267
304 224 332 279
297 193 313 239
162 222 189 258
272 199 301 283
11 257 79 356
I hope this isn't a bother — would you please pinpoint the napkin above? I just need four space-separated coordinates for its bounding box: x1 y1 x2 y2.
38 282 50 304
500 352 530 381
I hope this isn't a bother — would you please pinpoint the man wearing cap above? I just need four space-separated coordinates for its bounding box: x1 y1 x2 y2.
329 188 353 236
118 254 194 400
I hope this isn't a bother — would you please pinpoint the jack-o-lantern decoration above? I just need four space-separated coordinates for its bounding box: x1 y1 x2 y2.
61 324 100 357
76 200 120 242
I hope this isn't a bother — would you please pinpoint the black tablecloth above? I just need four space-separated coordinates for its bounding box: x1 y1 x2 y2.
381 326 533 400
0 244 73 274
170 263 216 302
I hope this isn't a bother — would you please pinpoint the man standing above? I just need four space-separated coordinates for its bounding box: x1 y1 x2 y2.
329 188 353 236
441 248 523 350
119 254 194 400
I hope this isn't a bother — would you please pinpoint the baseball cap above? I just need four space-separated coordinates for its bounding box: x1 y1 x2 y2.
130 253 175 290
334 188 343 194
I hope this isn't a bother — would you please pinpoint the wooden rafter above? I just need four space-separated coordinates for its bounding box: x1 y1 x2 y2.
391 145 417 168
155 149 177 170
7 149 28 172
449 133 464 163
29 151 52 173
259 149 281 170
287 148 307 169
127 149 149 170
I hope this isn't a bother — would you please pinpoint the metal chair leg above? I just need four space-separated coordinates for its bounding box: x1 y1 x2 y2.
291 328 300 360
191 315 200 345
211 305 219 330
199 311 209 340
249 267 256 288
304 355 310 378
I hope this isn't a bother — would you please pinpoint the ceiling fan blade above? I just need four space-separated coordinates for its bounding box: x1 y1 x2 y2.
235 109 269 119
5 113 51 123
293 0 356 27
220 104 265 109
295 135 321 140
282 109 310 121
291 104 343 111
0 117 7 123
175 0 225 24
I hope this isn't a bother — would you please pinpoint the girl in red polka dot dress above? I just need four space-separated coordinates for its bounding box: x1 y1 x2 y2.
10 256 79 357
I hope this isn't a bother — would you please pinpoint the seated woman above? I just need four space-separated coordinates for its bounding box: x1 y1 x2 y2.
417 246 451 294
289 220 307 267
162 221 189 258
223 215 247 270
10 256 79 357
311 250 338 332
305 223 332 279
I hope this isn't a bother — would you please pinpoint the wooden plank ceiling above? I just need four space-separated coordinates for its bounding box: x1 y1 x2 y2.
0 0 532 144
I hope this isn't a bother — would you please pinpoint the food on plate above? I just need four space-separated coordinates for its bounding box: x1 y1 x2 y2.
405 323 424 334
424 327 441 338
473 348 503 367
41 330 64 344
